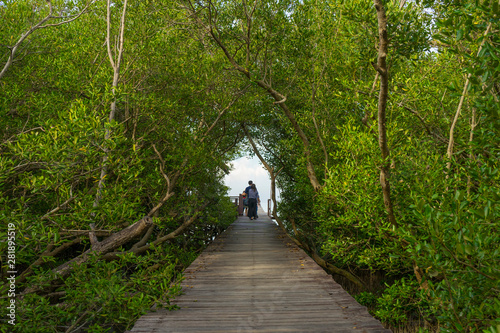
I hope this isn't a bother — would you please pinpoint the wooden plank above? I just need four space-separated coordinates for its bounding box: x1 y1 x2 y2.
128 208 391 333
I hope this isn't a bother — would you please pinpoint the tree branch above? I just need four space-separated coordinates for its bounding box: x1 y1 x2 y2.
0 0 95 80
102 201 210 261
447 22 492 170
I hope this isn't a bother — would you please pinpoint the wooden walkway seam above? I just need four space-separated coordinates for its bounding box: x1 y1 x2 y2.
129 209 391 333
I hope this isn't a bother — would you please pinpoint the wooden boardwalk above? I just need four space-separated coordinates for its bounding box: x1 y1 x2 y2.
129 207 391 333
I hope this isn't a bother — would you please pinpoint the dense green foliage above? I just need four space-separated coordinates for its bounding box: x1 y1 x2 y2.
1 0 499 332
1 1 238 331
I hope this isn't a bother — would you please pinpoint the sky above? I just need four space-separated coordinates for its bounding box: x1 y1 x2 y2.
223 156 276 213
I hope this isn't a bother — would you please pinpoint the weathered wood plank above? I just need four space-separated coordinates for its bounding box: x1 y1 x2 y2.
128 208 391 333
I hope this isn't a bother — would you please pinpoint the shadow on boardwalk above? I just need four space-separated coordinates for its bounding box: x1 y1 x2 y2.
129 208 391 333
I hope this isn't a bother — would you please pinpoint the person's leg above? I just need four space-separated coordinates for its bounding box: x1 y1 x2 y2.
248 199 256 219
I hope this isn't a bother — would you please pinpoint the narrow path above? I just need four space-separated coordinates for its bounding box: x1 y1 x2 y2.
129 208 391 332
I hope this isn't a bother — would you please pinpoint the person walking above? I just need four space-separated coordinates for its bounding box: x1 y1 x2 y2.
247 183 260 220
242 192 248 216
244 180 253 216
244 180 253 196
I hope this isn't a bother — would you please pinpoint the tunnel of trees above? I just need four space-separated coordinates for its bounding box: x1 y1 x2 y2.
1 0 499 332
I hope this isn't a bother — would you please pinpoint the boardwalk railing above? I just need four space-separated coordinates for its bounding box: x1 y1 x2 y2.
230 195 275 218
229 194 245 215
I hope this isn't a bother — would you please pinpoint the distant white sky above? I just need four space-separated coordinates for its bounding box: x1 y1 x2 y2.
224 156 277 213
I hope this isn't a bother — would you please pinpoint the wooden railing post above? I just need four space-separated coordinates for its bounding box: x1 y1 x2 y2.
238 194 244 216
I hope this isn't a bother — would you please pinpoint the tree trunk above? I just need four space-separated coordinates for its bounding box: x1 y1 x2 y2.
373 0 397 228
93 0 128 209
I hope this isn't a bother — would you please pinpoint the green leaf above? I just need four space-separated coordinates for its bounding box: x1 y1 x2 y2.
493 1 499 15
463 235 473 242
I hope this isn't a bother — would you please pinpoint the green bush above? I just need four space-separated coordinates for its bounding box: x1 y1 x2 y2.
375 278 430 327
355 291 377 307
404 169 500 332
